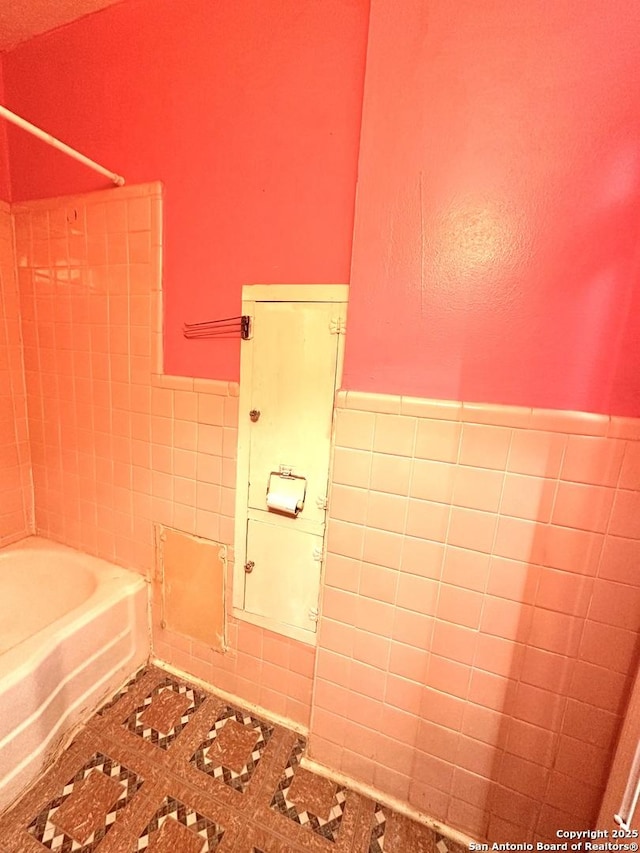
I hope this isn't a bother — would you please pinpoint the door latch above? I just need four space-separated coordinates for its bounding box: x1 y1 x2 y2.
249 410 260 422
244 561 255 573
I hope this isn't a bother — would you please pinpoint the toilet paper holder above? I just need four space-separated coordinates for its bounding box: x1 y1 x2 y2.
266 468 307 517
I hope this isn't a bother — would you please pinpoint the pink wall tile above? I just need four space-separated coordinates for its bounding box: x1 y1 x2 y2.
431 621 477 666
415 418 462 463
552 480 614 532
553 734 610 789
405 498 450 542
388 641 429 682
561 435 625 486
505 718 557 768
328 483 368 525
508 430 566 478
486 556 538 605
460 424 512 469
366 490 407 533
359 561 398 603
437 583 484 629
448 798 490 841
331 446 372 488
461 703 508 749
363 526 403 568
428 654 472 699
498 752 548 801
370 452 412 494
448 506 497 553
410 458 456 503
401 535 445 578
519 646 574 694
0 206 32 545
609 489 640 538
409 780 451 822
441 546 489 591
589 579 640 631
619 441 640 490
578 620 637 674
500 473 556 522
453 465 504 513
373 413 416 456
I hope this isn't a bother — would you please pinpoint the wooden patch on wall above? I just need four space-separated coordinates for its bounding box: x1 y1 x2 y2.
158 527 225 651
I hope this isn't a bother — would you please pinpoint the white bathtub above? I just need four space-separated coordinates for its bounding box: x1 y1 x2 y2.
0 537 150 812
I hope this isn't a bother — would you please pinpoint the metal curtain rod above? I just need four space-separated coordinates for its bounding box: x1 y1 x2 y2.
0 104 125 187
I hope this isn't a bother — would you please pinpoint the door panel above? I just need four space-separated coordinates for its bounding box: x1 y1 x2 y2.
244 518 323 633
247 301 340 528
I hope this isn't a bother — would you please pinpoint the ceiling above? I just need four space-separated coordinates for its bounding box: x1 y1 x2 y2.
0 0 124 52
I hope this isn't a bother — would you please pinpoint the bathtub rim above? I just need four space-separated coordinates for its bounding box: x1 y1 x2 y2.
0 536 149 691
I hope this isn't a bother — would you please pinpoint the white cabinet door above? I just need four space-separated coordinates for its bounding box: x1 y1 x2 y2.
246 301 341 528
244 519 323 633
234 285 348 643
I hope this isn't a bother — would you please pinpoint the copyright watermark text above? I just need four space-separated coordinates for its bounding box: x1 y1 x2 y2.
470 831 639 853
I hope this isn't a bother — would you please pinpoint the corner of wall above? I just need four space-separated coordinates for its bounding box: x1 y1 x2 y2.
0 54 12 204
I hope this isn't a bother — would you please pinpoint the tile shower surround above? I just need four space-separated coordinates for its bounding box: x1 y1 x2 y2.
11 183 315 731
0 200 31 545
3 183 640 842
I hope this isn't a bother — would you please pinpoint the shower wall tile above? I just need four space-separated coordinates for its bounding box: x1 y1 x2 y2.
12 184 313 730
310 393 640 843
0 200 32 545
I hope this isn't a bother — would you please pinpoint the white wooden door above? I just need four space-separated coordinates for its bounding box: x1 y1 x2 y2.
243 519 324 632
233 286 348 643
246 300 340 527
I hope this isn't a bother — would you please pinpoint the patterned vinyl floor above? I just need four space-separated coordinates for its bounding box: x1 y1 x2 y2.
0 665 468 853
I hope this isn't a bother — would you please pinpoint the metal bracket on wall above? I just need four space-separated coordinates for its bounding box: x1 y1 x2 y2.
183 315 251 339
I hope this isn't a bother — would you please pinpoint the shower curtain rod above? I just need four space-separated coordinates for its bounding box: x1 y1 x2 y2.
0 105 125 187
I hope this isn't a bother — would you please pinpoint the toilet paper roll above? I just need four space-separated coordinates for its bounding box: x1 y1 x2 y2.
266 492 300 516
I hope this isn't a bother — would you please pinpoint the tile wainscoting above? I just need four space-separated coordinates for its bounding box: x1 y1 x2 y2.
311 390 640 841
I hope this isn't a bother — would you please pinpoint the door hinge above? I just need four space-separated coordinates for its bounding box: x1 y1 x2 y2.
308 607 319 623
316 496 328 511
312 547 323 562
329 317 347 335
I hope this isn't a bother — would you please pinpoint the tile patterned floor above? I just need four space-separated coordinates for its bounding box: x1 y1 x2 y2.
0 665 468 853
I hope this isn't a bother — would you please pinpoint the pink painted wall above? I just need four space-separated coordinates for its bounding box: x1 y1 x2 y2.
344 0 640 417
5 0 640 416
2 0 369 380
